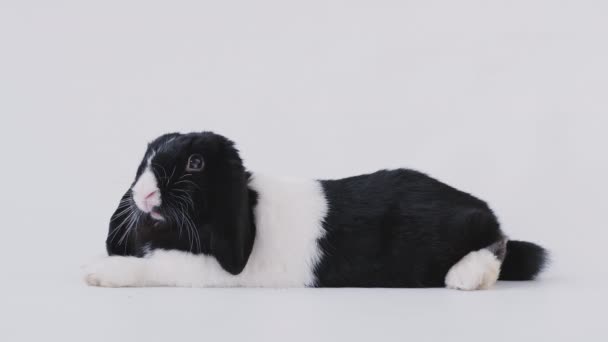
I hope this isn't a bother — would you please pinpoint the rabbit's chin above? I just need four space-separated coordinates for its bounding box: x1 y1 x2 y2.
150 210 164 221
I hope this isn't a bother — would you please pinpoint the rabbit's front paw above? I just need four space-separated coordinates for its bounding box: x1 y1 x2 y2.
83 256 144 287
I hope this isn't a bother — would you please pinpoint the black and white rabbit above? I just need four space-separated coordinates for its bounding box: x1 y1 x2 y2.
84 131 547 289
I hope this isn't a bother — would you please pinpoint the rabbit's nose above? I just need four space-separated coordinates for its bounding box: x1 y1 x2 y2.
141 191 161 212
144 191 158 200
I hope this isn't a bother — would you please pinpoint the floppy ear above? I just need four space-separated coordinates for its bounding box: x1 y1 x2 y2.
205 146 255 275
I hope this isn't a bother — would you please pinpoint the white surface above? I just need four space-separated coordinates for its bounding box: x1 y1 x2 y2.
0 1 606 341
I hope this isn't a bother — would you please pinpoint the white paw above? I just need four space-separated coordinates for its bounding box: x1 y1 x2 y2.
445 249 501 291
83 256 144 287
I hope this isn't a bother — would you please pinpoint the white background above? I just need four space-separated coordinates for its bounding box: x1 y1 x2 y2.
1 1 606 341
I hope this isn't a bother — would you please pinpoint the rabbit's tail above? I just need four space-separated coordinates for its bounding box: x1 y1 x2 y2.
498 240 548 280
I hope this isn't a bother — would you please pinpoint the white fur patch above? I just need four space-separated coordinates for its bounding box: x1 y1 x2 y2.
131 167 161 213
84 256 146 287
445 249 501 291
84 173 328 288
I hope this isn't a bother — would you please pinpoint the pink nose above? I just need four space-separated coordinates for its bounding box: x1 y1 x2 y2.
144 191 158 200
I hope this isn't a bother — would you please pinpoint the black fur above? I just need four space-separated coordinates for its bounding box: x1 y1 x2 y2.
107 131 548 287
315 169 507 287
499 241 548 280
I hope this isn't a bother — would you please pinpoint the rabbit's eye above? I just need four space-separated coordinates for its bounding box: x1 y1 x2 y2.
186 154 204 172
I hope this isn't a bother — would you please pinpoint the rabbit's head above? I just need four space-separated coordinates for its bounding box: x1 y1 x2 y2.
110 132 255 275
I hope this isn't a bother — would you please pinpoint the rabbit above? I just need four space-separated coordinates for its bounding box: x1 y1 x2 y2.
84 131 547 289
